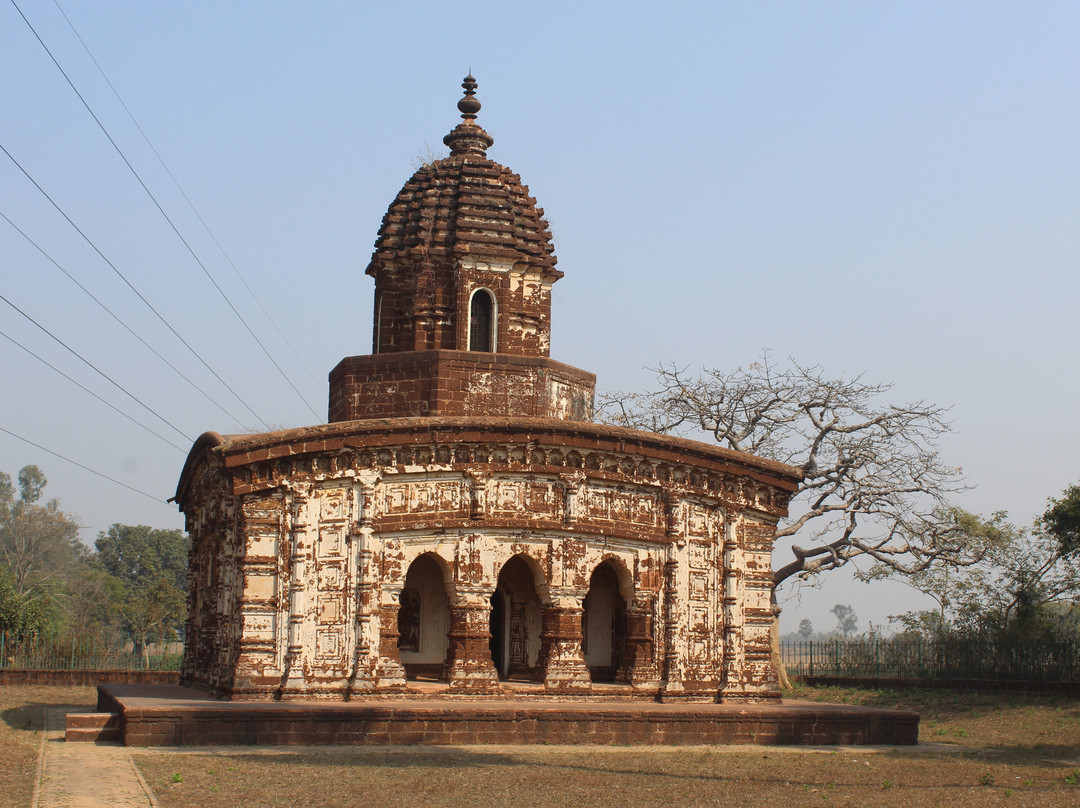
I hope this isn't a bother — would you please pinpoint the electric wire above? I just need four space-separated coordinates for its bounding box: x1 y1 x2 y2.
0 208 249 428
0 140 273 431
11 0 324 422
0 425 166 503
0 291 191 442
0 327 186 453
52 0 323 390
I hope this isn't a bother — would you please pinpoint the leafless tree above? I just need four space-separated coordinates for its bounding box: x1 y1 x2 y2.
597 352 986 685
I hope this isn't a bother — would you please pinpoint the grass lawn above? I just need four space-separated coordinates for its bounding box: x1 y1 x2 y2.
5 683 1080 807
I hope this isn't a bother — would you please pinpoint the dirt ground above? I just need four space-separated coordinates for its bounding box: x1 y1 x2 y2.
6 683 1080 808
133 685 1080 808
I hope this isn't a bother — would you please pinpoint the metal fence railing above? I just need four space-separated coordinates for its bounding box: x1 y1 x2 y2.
0 633 183 671
4 633 1077 680
781 637 1080 683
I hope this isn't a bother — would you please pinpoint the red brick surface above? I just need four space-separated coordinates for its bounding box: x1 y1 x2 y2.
100 684 919 747
328 351 595 422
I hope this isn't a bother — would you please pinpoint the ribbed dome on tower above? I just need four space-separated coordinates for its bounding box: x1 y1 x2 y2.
329 75 595 424
363 76 564 358
367 74 560 279
366 156 559 274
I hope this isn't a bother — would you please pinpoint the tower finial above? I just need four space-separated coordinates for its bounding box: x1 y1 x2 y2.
457 73 481 121
444 73 493 157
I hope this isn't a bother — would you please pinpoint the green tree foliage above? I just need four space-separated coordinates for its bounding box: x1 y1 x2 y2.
0 566 52 641
0 465 82 602
862 508 1015 629
64 566 126 640
2 469 192 657
95 525 190 656
798 618 814 639
95 524 188 592
119 573 187 667
878 494 1080 644
1044 481 1080 557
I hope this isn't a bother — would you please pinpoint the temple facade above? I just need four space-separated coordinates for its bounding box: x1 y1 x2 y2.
174 77 801 702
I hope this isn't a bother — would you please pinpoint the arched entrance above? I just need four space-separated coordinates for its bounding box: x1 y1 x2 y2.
489 555 544 679
582 561 628 682
397 553 451 680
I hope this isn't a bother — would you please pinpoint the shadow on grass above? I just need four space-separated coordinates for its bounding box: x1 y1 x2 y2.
141 744 1080 795
0 701 95 733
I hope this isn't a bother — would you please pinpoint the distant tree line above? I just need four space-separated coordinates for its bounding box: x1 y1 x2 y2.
783 483 1080 648
0 465 187 664
862 484 1080 649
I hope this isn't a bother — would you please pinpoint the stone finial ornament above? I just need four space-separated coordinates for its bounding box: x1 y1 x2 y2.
458 74 481 120
444 73 494 157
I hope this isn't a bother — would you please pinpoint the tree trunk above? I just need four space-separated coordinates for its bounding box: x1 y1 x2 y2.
770 590 791 691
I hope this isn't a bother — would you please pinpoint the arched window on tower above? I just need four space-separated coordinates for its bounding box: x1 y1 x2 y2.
468 289 495 352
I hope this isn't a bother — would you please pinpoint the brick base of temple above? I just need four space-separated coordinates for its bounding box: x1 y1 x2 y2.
78 684 919 747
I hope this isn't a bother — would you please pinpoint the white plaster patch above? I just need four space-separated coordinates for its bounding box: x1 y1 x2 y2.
244 573 276 600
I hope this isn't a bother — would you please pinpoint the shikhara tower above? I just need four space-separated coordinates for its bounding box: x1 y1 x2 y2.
175 77 800 702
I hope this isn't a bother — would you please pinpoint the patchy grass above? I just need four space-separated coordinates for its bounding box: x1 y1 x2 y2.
789 683 1080 750
0 684 96 807
4 683 1079 808
131 686 1080 808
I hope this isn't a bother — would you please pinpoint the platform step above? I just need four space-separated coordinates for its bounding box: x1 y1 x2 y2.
65 712 121 743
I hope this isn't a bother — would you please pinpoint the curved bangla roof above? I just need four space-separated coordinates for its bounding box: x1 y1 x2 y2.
175 416 802 509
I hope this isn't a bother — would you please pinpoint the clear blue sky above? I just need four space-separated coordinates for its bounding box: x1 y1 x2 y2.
1 1 1077 633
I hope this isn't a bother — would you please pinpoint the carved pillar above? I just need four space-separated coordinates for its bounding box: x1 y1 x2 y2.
444 588 500 692
659 496 688 699
373 601 407 689
718 515 748 702
659 552 684 698
347 475 381 694
538 594 591 693
280 495 309 696
371 537 407 689
621 593 660 689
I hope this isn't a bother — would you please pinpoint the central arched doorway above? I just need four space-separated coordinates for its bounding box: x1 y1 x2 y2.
489 555 544 679
582 561 628 682
397 553 451 680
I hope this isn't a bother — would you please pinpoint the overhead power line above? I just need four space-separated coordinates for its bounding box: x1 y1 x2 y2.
0 291 191 443
0 327 186 453
0 424 167 504
0 208 250 428
0 140 273 431
11 0 323 422
52 0 323 391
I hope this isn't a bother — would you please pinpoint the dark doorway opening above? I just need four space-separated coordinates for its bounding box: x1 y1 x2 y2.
489 555 543 680
582 562 628 682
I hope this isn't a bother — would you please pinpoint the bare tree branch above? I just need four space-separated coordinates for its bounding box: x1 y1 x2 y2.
596 351 972 591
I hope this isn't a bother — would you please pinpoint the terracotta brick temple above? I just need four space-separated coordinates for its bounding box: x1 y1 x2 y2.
174 76 803 703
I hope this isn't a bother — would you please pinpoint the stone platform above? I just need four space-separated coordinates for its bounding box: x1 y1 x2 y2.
70 684 919 747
